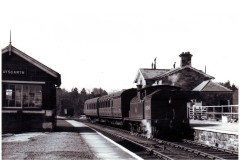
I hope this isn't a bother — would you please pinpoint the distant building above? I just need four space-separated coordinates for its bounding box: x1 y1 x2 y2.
134 52 233 106
2 42 61 132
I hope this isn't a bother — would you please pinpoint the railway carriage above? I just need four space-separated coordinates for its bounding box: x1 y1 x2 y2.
98 94 112 118
84 97 99 122
98 88 137 125
84 88 137 125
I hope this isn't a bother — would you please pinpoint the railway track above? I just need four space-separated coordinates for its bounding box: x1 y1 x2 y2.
79 120 238 160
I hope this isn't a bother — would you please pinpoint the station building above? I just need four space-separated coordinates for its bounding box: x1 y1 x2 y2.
134 52 233 106
2 42 61 133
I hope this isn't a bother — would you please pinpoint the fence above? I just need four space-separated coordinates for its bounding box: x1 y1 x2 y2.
188 105 238 122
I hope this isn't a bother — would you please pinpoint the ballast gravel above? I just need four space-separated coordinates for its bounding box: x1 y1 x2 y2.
2 132 98 160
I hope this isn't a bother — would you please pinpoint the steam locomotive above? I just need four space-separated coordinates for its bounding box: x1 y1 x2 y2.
84 85 191 140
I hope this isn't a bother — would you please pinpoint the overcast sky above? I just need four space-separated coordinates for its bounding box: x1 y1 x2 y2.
1 0 239 93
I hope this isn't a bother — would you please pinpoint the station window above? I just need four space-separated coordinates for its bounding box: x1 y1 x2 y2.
2 84 42 108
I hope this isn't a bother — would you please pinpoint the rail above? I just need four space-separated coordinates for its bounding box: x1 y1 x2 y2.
80 120 238 159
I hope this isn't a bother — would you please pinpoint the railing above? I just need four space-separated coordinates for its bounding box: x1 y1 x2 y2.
188 105 238 122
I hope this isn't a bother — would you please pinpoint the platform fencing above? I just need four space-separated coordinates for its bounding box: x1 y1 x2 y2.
188 105 238 122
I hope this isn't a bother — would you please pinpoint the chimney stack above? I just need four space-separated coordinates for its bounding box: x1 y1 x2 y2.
179 52 192 67
154 57 157 69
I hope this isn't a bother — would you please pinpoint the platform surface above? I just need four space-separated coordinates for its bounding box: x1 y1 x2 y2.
190 119 238 135
2 119 143 160
2 131 96 159
66 120 143 160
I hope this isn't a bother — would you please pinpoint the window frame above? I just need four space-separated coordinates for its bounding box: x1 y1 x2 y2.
2 83 42 109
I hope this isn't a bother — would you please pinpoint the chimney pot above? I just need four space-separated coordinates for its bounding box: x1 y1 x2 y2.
179 52 192 67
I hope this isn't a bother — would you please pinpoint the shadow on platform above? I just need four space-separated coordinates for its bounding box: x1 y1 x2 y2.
55 119 95 133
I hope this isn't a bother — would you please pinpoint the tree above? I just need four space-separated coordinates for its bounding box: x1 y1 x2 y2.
56 88 73 116
219 81 238 91
79 88 87 115
231 84 238 91
70 87 81 116
80 88 87 101
91 88 108 97
56 87 109 117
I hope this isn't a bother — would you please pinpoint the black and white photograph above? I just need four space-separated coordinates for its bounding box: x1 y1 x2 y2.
1 0 239 159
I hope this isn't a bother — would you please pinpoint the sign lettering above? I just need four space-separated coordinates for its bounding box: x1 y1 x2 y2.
2 70 26 75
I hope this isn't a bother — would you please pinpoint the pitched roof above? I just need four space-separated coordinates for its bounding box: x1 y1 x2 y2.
140 68 169 79
153 65 214 80
2 44 61 86
134 68 169 83
192 80 232 92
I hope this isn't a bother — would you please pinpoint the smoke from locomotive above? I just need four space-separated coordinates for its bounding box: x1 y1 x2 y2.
141 119 152 139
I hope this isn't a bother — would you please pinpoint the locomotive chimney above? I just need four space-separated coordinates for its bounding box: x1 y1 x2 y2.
137 84 142 90
136 84 143 100
179 52 192 67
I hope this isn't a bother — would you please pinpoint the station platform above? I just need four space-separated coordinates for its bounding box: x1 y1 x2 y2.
190 119 238 135
66 120 143 160
2 119 143 159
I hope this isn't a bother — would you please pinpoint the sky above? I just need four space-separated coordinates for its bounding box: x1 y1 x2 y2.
1 0 239 93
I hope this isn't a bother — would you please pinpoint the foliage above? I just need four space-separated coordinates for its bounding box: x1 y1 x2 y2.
56 87 108 116
218 80 238 91
91 88 108 97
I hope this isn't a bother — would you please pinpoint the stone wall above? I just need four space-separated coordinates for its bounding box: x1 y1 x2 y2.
162 68 210 91
194 129 238 152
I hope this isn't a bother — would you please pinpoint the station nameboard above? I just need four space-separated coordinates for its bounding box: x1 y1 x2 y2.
2 69 27 76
